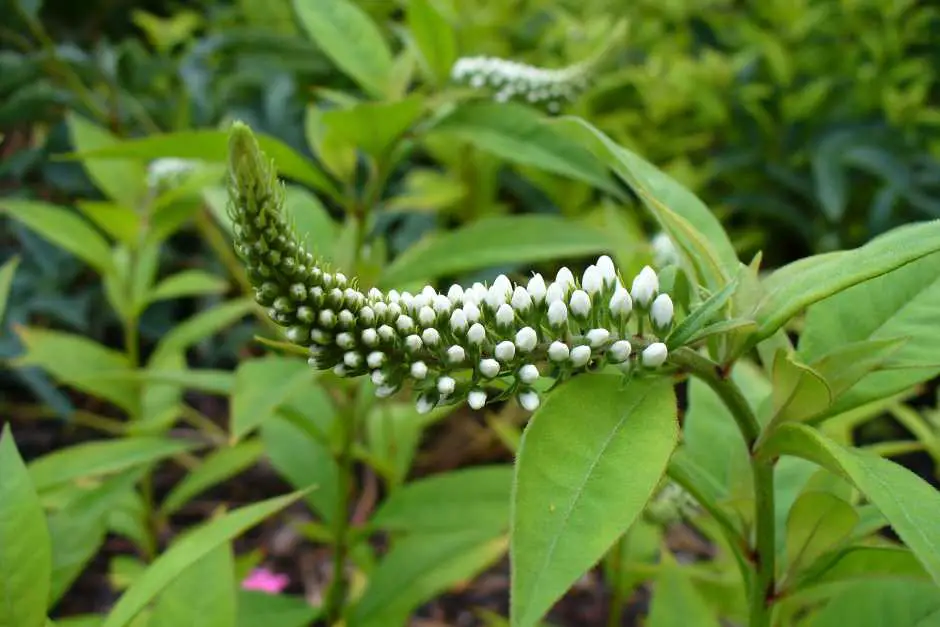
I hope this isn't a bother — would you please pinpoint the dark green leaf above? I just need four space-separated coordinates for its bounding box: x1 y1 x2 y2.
0 255 19 325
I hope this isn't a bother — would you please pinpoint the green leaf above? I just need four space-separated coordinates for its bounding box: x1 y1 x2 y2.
29 437 198 493
784 491 858 577
372 466 512 535
13 327 139 414
429 102 616 193
235 591 320 627
1 200 114 274
282 186 337 261
154 299 254 359
807 579 940 627
406 0 456 84
552 117 737 291
0 255 19 325
511 375 678 627
666 277 739 349
66 112 147 207
101 490 306 627
161 440 265 515
149 543 236 627
797 251 940 417
349 531 508 627
796 546 929 591
147 270 228 306
231 356 314 441
765 350 831 427
292 0 392 97
75 201 140 245
64 129 338 199
381 215 612 286
0 424 52 627
321 96 424 159
808 338 908 402
753 220 940 343
131 369 235 396
759 423 940 586
647 567 722 627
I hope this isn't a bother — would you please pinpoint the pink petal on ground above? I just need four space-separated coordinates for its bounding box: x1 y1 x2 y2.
241 567 290 594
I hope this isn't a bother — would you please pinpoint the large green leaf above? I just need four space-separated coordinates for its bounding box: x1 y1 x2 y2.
795 546 929 592
0 256 18 325
13 327 139 415
753 220 940 343
28 437 197 493
66 112 147 208
372 466 512 535
0 425 52 627
428 102 616 193
759 423 940 586
101 490 306 627
797 252 940 417
149 543 236 627
807 579 940 627
784 491 858 577
230 356 314 441
552 117 737 291
161 440 265 515
647 566 722 627
1 200 114 274
406 0 456 85
235 591 320 627
321 96 424 159
381 215 612 286
349 531 508 627
511 375 678 627
292 0 392 97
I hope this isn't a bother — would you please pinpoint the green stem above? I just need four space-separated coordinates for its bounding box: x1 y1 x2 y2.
324 391 357 623
606 531 629 627
669 348 775 627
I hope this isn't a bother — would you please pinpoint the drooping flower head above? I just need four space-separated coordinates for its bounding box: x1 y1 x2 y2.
450 56 591 113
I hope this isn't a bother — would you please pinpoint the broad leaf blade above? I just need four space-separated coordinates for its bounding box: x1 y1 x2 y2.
149 543 236 627
230 356 314 441
321 96 424 158
807 579 940 627
784 491 858 576
406 0 457 84
510 375 678 627
647 566 722 627
161 440 265 515
66 112 147 207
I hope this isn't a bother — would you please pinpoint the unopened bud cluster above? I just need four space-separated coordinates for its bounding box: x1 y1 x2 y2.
450 56 590 112
146 157 199 193
227 123 679 416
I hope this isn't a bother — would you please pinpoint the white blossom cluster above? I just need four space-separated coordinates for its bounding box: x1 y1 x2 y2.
146 157 199 192
450 56 590 112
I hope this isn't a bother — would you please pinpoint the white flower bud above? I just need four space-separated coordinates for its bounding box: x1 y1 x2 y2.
586 328 610 347
319 309 336 327
545 282 565 305
547 301 568 327
493 274 512 296
581 265 602 295
360 306 375 325
410 361 429 379
650 294 674 333
495 340 516 362
518 364 539 384
527 274 547 303
422 327 441 346
345 288 362 305
570 345 592 368
437 376 456 396
329 288 344 304
338 310 355 327
468 323 486 345
651 233 679 267
496 304 515 327
336 332 354 349
368 287 383 300
486 284 509 310
343 351 361 368
609 286 633 318
556 267 575 291
463 301 481 323
642 342 669 368
631 266 659 308
421 285 437 300
609 340 632 363
334 273 348 287
412 293 429 312
371 370 386 385
373 302 388 318
515 327 538 352
387 289 400 303
519 390 540 411
378 325 395 341
569 290 591 318
511 286 532 312
479 358 500 378
468 388 487 410
376 384 397 398
447 284 464 304
361 328 379 346
311 329 330 345
433 295 452 314
400 292 415 310
404 334 423 353
387 302 402 318
333 364 347 377
447 345 466 364
416 394 436 414
470 282 488 304
548 341 570 362
418 306 436 327
396 315 415 332
450 309 468 333
367 351 385 369
596 255 617 286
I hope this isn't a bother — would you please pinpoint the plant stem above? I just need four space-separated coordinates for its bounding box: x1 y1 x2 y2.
669 347 775 627
324 390 357 622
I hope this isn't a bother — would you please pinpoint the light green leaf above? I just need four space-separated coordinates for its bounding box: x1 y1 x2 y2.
321 96 424 158
147 270 228 306
101 490 306 627
808 579 940 627
798 251 940 417
75 201 140 245
766 350 831 427
66 112 147 207
154 299 254 359
282 186 337 261
29 437 198 493
161 440 265 515
235 591 320 627
149 543 235 627
406 0 456 84
231 356 314 441
796 546 929 592
1 200 114 274
759 423 940 586
292 0 392 97
13 327 139 414
0 424 52 627
381 215 611 286
809 338 908 403
304 105 358 182
647 567 722 627
131 369 235 396
784 491 858 577
666 277 739 349
429 102 616 193
349 531 508 627
372 466 512 535
754 220 940 343
64 129 338 199
511 375 678 627
0 255 19 325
